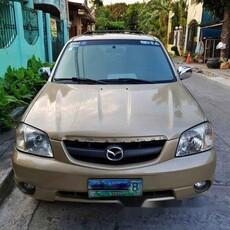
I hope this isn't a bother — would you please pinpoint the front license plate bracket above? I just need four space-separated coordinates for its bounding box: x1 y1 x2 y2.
88 179 143 198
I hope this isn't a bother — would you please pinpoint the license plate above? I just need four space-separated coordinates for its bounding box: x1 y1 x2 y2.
88 179 142 198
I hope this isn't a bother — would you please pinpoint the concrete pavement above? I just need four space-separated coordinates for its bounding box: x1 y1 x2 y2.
174 57 230 87
0 60 230 206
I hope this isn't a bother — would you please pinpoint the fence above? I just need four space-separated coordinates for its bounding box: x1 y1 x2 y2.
0 2 17 49
0 1 68 77
22 6 39 45
51 17 64 61
43 13 49 62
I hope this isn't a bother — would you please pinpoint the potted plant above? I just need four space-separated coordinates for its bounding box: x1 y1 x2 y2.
206 58 220 69
219 57 229 69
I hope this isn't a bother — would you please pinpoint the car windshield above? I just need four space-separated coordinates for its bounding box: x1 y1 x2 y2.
53 39 175 84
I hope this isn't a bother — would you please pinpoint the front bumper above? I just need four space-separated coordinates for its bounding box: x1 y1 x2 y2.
12 145 216 203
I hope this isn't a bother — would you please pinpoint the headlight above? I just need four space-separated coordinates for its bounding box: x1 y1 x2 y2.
15 123 53 157
176 122 214 157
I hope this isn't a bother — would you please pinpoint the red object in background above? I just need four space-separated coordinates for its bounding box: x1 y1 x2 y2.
186 52 191 64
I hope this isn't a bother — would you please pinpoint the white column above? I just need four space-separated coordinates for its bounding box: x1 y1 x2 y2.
173 30 177 46
177 30 180 46
184 25 189 52
197 26 201 42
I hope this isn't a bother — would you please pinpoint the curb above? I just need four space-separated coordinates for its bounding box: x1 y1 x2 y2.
173 58 230 80
191 67 230 87
0 129 15 205
191 67 216 77
0 168 15 205
192 67 225 78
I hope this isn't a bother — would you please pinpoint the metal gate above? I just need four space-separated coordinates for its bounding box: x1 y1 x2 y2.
51 17 64 61
43 13 49 62
187 20 198 54
0 2 17 49
22 6 39 45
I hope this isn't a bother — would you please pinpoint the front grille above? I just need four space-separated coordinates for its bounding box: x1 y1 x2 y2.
64 140 166 165
57 190 174 201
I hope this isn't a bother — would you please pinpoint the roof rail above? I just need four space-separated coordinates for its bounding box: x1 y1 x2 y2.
83 30 145 35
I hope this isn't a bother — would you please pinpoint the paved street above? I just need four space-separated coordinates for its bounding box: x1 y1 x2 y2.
0 73 230 230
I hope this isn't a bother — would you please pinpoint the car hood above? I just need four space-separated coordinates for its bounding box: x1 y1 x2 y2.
23 82 206 140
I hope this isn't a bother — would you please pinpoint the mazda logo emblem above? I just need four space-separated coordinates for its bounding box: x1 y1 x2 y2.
106 146 124 161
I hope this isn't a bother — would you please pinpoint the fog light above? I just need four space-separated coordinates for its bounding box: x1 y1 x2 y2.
19 182 36 195
194 181 210 193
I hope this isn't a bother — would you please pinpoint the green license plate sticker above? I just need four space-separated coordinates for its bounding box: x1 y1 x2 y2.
88 179 142 198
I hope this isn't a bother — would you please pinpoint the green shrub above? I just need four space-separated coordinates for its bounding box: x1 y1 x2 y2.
0 56 53 131
0 90 24 130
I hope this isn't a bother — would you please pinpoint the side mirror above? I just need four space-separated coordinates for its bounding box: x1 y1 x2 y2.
178 66 192 80
38 67 51 80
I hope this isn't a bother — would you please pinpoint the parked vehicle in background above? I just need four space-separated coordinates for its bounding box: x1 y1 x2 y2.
13 31 216 205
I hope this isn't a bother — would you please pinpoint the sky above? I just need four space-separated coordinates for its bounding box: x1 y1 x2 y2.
103 0 144 5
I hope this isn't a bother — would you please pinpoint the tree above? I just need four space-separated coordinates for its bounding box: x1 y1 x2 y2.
138 0 173 44
171 0 187 31
90 0 103 7
95 4 126 30
196 0 230 58
95 6 110 30
124 3 142 30
109 3 128 22
93 0 188 44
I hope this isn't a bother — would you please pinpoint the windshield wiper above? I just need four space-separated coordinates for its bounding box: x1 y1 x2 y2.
54 77 107 84
100 78 154 84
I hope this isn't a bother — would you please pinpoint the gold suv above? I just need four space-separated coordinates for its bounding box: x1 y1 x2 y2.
13 32 216 204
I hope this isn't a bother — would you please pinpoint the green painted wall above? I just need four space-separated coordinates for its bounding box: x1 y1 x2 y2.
0 2 44 77
0 0 69 78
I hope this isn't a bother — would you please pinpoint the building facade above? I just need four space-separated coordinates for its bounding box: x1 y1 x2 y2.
184 0 222 61
0 0 69 77
68 0 95 38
